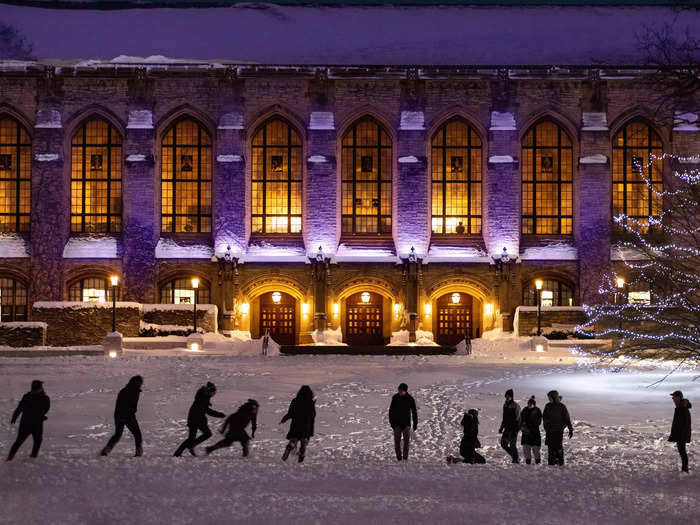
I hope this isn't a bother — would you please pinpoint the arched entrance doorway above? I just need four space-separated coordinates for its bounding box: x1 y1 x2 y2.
435 292 473 345
260 291 296 345
345 291 384 345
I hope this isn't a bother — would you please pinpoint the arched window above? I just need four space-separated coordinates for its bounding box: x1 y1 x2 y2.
0 117 31 233
612 121 663 230
431 119 482 235
159 277 211 304
0 277 27 321
71 118 122 233
522 120 573 235
522 278 574 307
251 118 302 234
68 277 113 302
341 118 392 235
161 118 212 233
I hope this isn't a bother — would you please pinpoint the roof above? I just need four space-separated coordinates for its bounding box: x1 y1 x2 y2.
3 3 699 65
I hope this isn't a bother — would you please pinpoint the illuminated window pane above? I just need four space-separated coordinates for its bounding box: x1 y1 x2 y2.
521 120 573 235
612 121 663 231
431 120 482 235
341 117 392 234
522 279 573 306
0 277 28 321
70 119 122 233
68 277 113 302
159 278 210 304
161 118 212 233
0 118 31 233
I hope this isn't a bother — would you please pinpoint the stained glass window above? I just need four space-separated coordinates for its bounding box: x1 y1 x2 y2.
341 118 392 235
71 119 122 233
0 117 31 233
522 279 574 307
612 121 663 231
251 118 302 234
431 119 482 235
159 278 210 304
161 118 212 233
522 120 573 235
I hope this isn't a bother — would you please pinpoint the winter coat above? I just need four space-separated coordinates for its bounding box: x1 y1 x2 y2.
543 397 573 434
499 400 521 434
389 393 418 429
460 413 481 449
11 389 50 428
281 396 316 439
520 406 542 446
187 387 225 427
222 403 257 438
669 399 692 444
114 381 141 421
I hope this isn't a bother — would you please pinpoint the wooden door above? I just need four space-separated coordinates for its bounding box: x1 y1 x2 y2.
436 292 472 345
345 291 384 345
260 291 296 345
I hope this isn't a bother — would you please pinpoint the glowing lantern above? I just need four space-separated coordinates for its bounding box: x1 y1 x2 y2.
272 291 282 304
360 292 371 303
451 292 461 304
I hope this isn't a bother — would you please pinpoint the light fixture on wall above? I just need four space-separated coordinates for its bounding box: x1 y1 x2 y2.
393 303 401 319
424 302 432 316
451 292 461 304
361 292 371 303
240 302 250 316
272 291 282 304
484 303 494 316
302 302 310 317
332 303 340 317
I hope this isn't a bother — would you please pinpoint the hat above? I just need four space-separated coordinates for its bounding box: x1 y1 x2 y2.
398 383 408 392
671 390 684 398
505 389 513 398
31 380 43 390
528 396 536 406
247 398 259 407
206 381 217 393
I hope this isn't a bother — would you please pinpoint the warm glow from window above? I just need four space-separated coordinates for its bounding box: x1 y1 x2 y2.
251 118 302 234
522 120 573 235
175 289 194 304
628 291 651 305
71 119 122 233
360 292 371 303
161 118 212 233
83 288 106 303
0 118 31 233
431 119 482 235
541 290 554 307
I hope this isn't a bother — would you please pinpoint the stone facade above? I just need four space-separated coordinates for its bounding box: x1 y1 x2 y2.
514 307 587 337
0 322 47 347
0 64 698 344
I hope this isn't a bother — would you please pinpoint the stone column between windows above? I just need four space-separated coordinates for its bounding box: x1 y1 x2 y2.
485 112 520 330
30 108 68 301
576 116 612 305
122 109 157 302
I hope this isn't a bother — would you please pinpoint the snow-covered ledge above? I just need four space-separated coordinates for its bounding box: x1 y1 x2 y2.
610 245 648 261
63 237 121 259
126 154 147 162
126 110 153 129
0 234 29 258
35 109 62 129
217 154 243 163
520 243 578 261
156 238 214 259
218 112 244 130
673 111 699 132
579 154 608 165
308 155 328 163
400 111 424 131
581 112 608 131
35 153 60 162
398 155 420 164
488 155 516 164
309 111 334 130
490 111 516 131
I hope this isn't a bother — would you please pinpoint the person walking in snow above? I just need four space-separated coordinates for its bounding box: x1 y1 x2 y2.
174 382 225 457
280 385 316 463
498 389 521 463
543 390 573 466
520 396 542 465
7 380 50 461
669 390 692 473
101 375 143 457
205 399 259 457
262 329 270 356
388 383 418 461
448 408 485 464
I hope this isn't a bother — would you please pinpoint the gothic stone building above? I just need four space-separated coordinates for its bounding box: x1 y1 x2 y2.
0 2 698 345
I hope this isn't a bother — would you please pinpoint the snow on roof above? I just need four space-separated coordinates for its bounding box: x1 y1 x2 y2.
520 243 578 261
142 303 218 313
425 244 491 263
244 240 308 263
3 5 698 65
334 244 398 263
63 236 122 258
155 237 214 259
33 301 142 309
0 234 29 258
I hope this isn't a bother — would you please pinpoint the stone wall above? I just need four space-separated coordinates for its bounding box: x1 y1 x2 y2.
0 322 47 347
141 304 217 333
32 302 141 346
514 306 587 336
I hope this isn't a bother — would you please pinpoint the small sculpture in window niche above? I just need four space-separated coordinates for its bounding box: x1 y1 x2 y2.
371 198 380 208
361 155 373 173
90 154 103 171
450 156 463 175
540 155 553 174
181 154 193 172
271 155 284 172
0 154 11 170
355 198 362 206
455 221 466 235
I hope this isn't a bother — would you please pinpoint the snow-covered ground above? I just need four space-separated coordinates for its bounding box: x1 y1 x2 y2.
1 349 698 524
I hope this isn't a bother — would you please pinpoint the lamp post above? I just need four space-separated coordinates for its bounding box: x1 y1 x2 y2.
535 279 543 336
110 275 119 332
191 277 199 334
616 276 625 331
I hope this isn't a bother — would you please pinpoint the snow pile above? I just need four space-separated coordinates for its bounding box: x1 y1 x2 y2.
244 240 307 262
63 236 121 258
311 327 346 346
33 301 142 310
139 321 202 336
334 244 397 263
142 303 217 314
0 234 29 257
224 330 252 342
155 238 214 259
519 243 578 261
425 244 489 263
388 330 438 346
